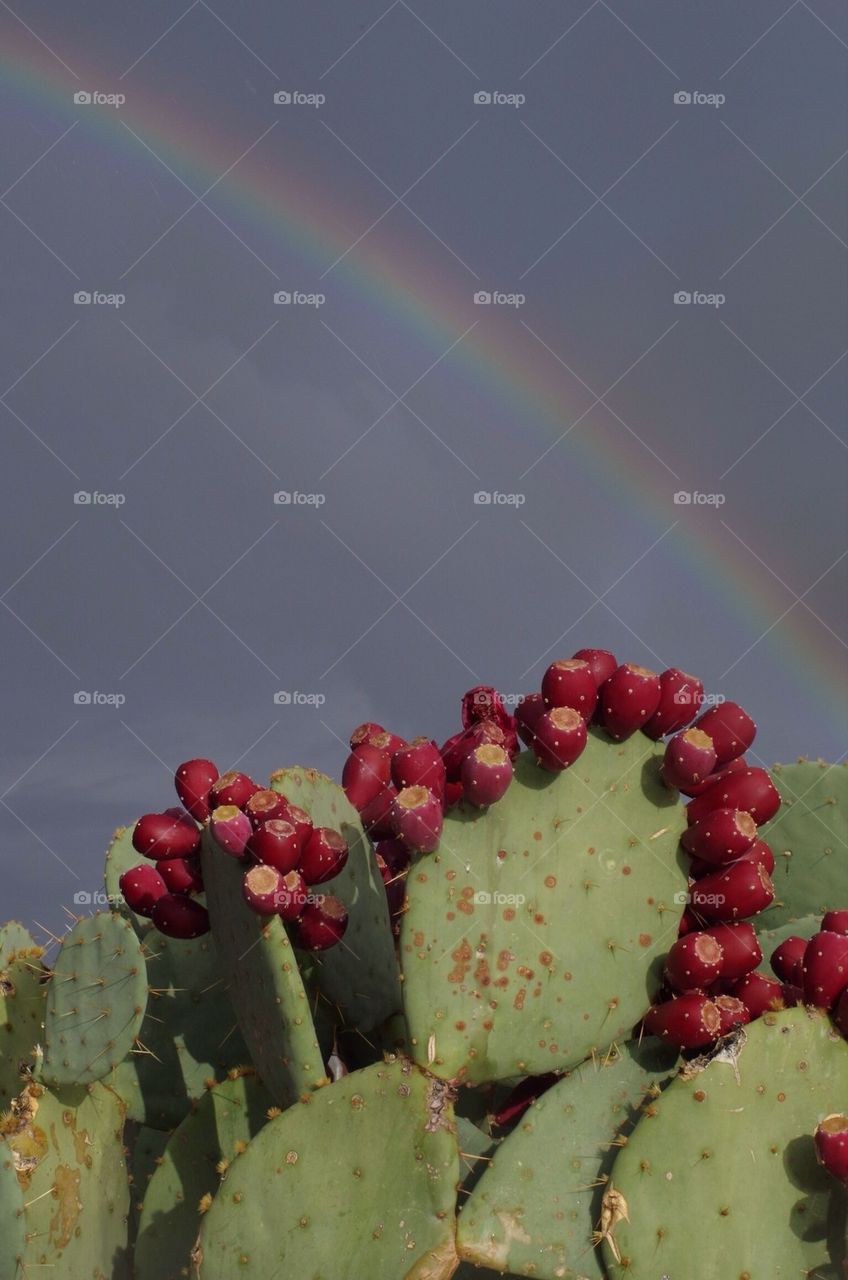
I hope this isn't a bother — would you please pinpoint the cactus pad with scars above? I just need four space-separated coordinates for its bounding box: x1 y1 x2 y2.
602 1007 848 1277
0 947 44 1108
135 1071 272 1280
195 1058 460 1280
0 922 38 965
41 911 148 1087
0 1136 24 1280
760 760 848 929
401 730 687 1084
457 1039 679 1279
269 766 401 1029
0 1081 131 1278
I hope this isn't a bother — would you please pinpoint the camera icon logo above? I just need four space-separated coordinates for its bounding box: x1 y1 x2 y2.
674 91 692 105
673 291 692 305
673 491 692 505
474 91 492 105
473 291 491 305
273 691 292 705
74 91 92 105
73 890 93 904
473 491 492 505
74 491 92 504
273 491 292 505
74 291 92 305
273 291 291 304
74 691 92 704
274 91 292 104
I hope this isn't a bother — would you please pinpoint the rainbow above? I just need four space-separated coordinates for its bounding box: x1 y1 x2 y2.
2 24 843 728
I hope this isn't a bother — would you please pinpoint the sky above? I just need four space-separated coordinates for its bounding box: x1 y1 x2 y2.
0 0 846 931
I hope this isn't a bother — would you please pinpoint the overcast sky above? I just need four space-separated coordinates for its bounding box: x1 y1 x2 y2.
0 0 845 931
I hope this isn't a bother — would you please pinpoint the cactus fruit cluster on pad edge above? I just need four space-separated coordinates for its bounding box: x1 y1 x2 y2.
1 647 847 1279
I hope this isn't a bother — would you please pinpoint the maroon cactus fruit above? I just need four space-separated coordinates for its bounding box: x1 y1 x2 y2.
342 743 392 812
444 780 464 809
366 729 406 755
461 743 513 807
242 864 291 916
642 668 704 739
834 988 848 1038
822 909 848 936
391 738 447 798
677 907 700 936
375 851 406 920
440 730 473 783
174 757 219 822
685 768 780 827
730 971 786 1017
770 936 807 987
359 785 397 839
391 785 443 853
294 894 349 950
599 663 662 740
461 685 515 736
247 818 302 874
713 994 750 1035
515 693 545 747
688 836 774 880
132 811 200 861
690 860 774 922
299 827 349 885
245 788 291 829
158 856 203 896
283 804 313 848
374 837 412 879
681 808 758 865
814 1115 848 1184
643 994 722 1048
275 870 309 921
664 932 724 992
349 721 384 749
541 659 598 717
802 930 848 1009
209 805 253 859
491 1073 559 1127
691 700 756 766
119 863 168 918
662 728 717 790
209 770 260 811
572 647 618 688
675 756 750 799
532 706 587 772
704 922 761 980
151 894 210 939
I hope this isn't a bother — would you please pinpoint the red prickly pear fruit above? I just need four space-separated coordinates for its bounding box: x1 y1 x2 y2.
244 789 291 829
814 1114 848 1184
375 851 406 919
242 863 291 916
677 907 700 936
461 743 513 807
247 818 302 874
374 837 412 878
366 729 406 755
209 771 260 811
209 805 253 858
688 836 774 880
391 785 443 853
283 804 313 847
491 1072 559 1127
515 693 545 747
532 706 587 772
299 827 349 885
158 855 203 896
133 811 200 861
663 729 717 789
822 910 848 936
643 994 722 1047
685 768 780 827
441 721 509 782
359 785 397 839
713 994 750 1034
664 932 725 992
349 721 384 749
704 921 761 980
834 988 848 1038
642 668 704 739
119 863 168 918
690 860 774 922
730 971 786 1017
802 930 848 1009
444 780 464 808
770 936 807 986
599 664 662 740
342 744 391 811
276 870 309 921
541 659 598 717
151 893 210 939
174 758 218 822
294 894 349 950
781 983 803 1007
461 685 513 734
572 647 618 687
681 808 757 865
691 701 756 766
391 738 447 798
675 756 749 799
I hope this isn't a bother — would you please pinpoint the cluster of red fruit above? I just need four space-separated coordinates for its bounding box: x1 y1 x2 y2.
118 760 349 950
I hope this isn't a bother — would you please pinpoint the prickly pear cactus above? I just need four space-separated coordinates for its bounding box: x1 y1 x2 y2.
760 760 848 928
401 731 687 1084
0 943 44 1108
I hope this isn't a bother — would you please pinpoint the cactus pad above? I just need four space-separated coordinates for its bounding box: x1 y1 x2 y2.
0 1137 24 1280
760 760 848 929
0 921 39 965
0 949 44 1108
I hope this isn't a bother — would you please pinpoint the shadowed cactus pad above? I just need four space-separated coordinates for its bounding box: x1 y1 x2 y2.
760 760 848 929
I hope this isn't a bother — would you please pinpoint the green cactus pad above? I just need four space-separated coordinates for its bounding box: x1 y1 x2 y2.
602 1007 848 1277
0 1136 25 1280
0 951 45 1109
135 1071 273 1280
759 760 848 929
196 1058 460 1280
127 1123 171 1246
0 921 39 965
401 731 687 1084
0 1081 131 1278
270 766 402 1030
200 830 327 1107
457 1039 678 1279
41 911 148 1087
